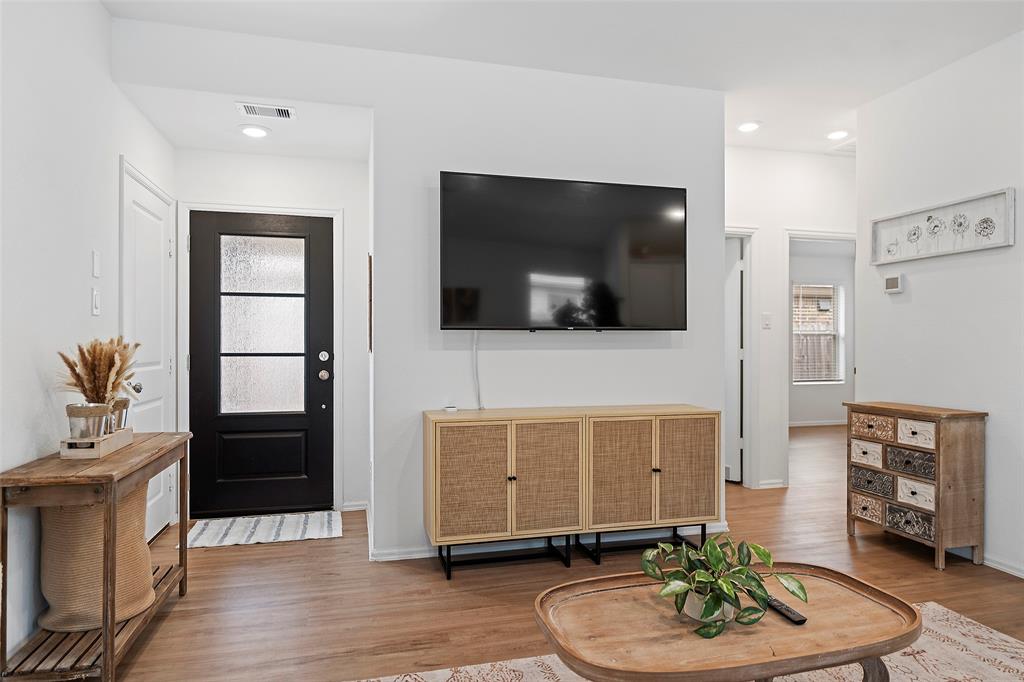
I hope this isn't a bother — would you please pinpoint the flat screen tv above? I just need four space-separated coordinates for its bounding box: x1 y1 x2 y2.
440 171 687 330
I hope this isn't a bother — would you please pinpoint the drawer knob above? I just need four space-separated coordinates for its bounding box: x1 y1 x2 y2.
861 450 868 455
866 478 874 483
911 430 919 436
904 459 912 466
860 505 868 511
866 424 875 429
910 490 917 496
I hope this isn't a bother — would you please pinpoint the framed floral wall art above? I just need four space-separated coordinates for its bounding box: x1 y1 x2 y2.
871 188 1015 265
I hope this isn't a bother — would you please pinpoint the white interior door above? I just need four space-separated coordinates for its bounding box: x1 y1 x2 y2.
723 237 743 483
120 158 177 539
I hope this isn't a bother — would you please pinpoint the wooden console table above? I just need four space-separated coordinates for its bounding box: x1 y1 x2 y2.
0 432 191 681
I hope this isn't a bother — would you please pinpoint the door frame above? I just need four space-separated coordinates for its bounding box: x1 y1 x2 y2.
119 156 179 528
176 202 344 509
724 226 756 488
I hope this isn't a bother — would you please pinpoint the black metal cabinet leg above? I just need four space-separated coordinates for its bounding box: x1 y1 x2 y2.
700 524 707 546
564 534 571 567
438 545 452 580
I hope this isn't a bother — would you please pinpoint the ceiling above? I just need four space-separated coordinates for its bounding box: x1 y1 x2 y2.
104 1 1024 154
119 85 372 161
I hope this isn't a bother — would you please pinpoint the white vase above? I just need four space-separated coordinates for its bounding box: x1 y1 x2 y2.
682 591 737 623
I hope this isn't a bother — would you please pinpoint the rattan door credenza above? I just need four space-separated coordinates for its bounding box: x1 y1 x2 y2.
423 404 720 577
844 401 986 570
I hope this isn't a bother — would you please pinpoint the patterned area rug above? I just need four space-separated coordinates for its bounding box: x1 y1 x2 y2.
187 510 342 548
356 602 1024 681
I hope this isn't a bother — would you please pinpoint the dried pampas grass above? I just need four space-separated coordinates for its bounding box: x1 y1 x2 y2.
58 337 140 404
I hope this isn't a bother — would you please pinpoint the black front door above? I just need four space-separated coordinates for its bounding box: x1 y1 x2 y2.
189 211 333 517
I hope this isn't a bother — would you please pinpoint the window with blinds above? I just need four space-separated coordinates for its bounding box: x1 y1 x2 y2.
792 284 842 383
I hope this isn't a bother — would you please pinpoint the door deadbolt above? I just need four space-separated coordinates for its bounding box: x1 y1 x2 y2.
319 351 330 361
318 370 331 381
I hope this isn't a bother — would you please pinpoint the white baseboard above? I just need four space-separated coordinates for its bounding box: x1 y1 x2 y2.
756 479 787 489
340 500 368 512
982 554 1024 580
789 420 847 427
370 521 730 562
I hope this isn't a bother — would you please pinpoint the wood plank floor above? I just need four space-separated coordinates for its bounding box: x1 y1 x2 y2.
121 426 1024 680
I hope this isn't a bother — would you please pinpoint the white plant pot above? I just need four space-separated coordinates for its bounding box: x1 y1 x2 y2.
683 591 737 623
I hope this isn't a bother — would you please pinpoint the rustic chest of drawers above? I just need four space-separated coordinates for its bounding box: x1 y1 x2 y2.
844 401 986 570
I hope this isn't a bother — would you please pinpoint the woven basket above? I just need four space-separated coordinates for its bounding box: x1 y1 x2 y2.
39 485 155 632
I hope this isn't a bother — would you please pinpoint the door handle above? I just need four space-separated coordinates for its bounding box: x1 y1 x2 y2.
126 381 143 394
318 370 331 381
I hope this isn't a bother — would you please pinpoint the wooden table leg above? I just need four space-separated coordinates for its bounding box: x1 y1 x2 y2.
102 482 118 682
1 493 8 674
178 446 189 597
860 657 890 681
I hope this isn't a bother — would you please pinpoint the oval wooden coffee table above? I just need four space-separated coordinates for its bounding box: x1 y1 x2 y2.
535 563 920 682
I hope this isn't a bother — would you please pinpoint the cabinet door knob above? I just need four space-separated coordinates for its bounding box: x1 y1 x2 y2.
904 459 912 466
910 490 917 496
861 450 869 455
651 467 662 473
861 505 868 511
911 430 919 436
866 424 875 429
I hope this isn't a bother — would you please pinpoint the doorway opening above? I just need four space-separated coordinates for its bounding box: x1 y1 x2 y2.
787 235 856 435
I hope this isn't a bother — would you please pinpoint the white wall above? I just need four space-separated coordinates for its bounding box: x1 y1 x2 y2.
788 245 856 426
0 0 176 650
857 32 1024 577
174 149 371 509
725 147 856 486
111 20 726 559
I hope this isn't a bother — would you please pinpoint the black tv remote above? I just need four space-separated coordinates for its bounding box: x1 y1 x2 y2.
767 596 807 625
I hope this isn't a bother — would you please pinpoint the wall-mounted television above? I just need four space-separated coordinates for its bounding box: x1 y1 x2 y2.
440 171 687 330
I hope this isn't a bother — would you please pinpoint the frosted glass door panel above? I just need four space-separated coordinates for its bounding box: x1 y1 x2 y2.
221 356 304 413
221 235 305 294
221 296 304 353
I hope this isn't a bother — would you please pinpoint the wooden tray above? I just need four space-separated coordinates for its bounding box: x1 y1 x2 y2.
534 562 921 682
60 428 134 460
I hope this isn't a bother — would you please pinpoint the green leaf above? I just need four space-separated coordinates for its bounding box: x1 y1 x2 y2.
659 580 692 598
743 583 770 610
664 569 687 581
717 581 741 610
692 569 715 583
720 537 736 562
775 573 808 603
641 558 663 580
674 593 686 614
704 538 726 572
694 620 727 639
641 548 660 562
737 541 751 566
735 606 766 625
657 542 674 555
700 592 723 621
748 542 773 569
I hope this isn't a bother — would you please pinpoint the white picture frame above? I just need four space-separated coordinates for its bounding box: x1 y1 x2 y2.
871 188 1015 265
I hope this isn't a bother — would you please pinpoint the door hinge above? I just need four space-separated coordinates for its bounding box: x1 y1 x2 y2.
169 355 174 375
168 238 174 258
186 354 190 372
187 234 191 252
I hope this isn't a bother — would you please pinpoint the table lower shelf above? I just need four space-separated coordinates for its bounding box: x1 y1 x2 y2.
4 564 183 680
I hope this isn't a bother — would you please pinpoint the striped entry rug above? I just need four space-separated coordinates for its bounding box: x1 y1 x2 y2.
187 510 342 548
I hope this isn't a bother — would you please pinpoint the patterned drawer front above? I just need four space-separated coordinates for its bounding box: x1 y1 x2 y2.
897 419 937 449
897 476 936 512
886 503 935 541
887 447 936 480
850 412 895 441
850 492 883 524
850 465 894 499
850 439 883 468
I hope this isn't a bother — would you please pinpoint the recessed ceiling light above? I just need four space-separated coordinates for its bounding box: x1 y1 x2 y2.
827 130 849 141
737 121 761 133
240 124 270 139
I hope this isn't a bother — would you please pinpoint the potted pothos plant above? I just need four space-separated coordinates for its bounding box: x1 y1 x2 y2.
641 536 808 639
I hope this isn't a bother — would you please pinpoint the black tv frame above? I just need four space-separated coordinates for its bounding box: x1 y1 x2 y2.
439 170 687 332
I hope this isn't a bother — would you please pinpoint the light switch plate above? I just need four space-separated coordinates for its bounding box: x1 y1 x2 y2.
92 250 101 278
91 288 101 316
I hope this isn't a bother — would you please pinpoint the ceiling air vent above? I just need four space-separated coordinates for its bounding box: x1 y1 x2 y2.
235 102 296 120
